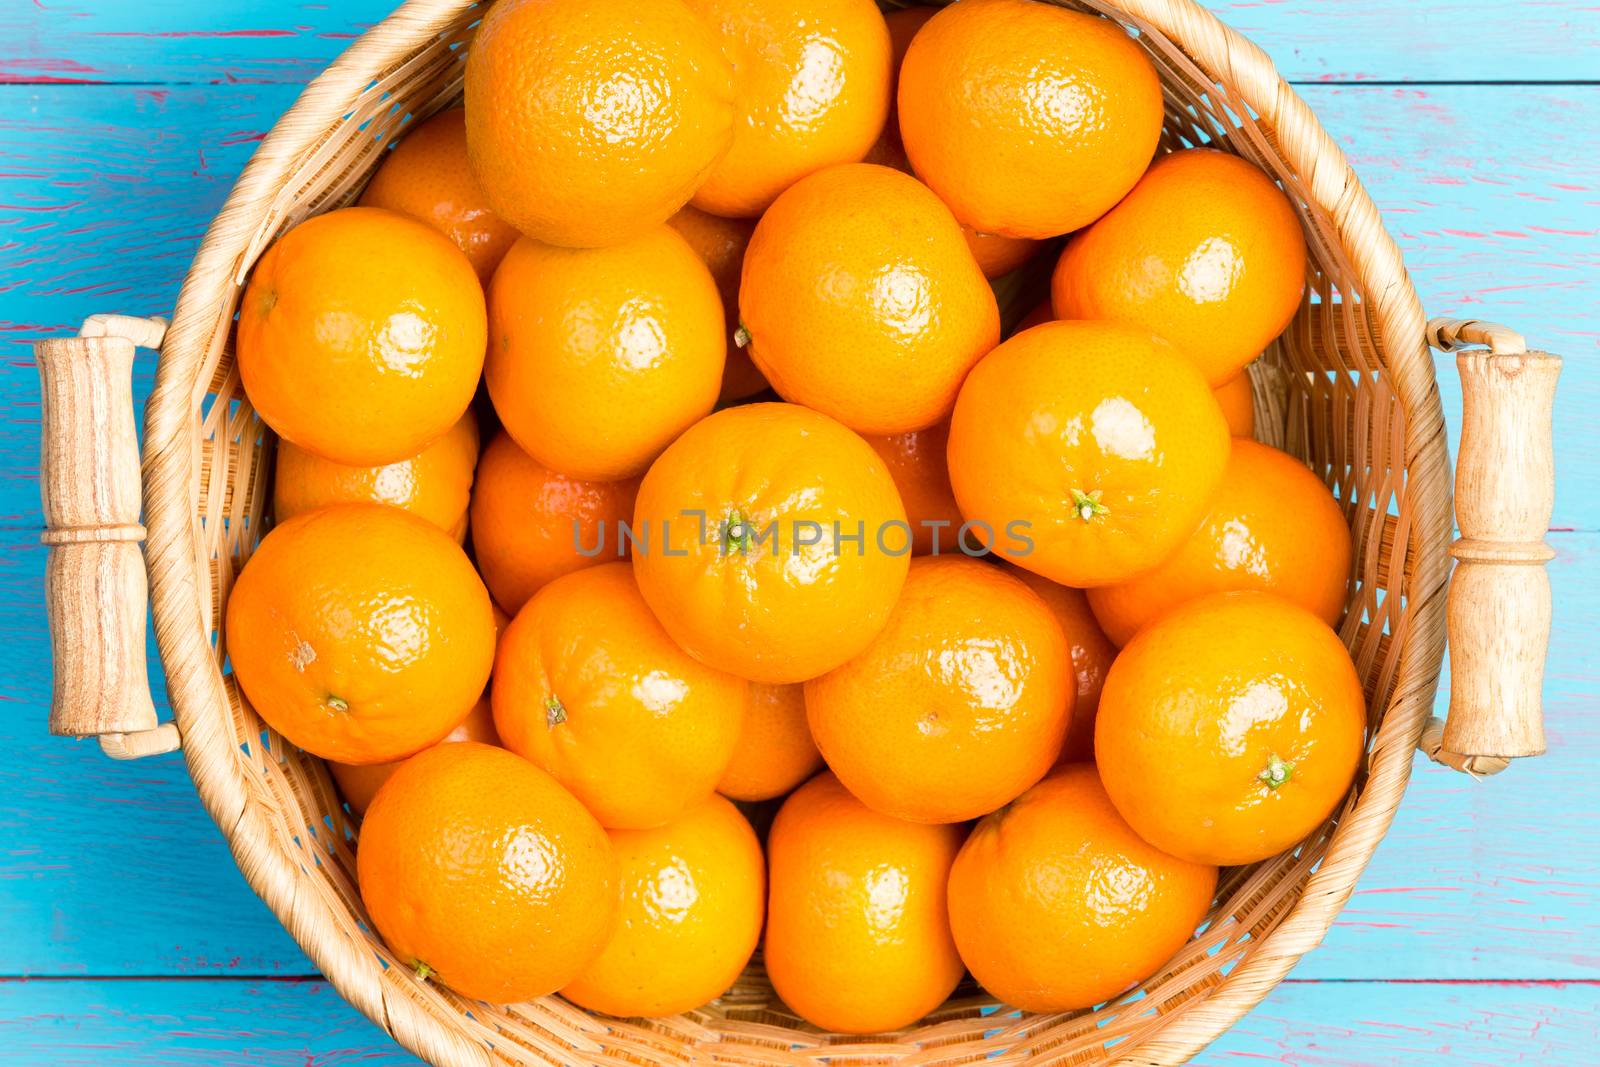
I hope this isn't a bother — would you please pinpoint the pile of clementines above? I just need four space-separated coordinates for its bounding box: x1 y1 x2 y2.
225 0 1365 1031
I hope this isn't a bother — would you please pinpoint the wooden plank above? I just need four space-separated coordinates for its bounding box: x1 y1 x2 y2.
0 978 1596 1065
2 82 1594 526
1 1 1597 85
0 525 1593 978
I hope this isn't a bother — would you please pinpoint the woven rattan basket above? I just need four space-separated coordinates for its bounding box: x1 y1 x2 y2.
36 1 1564 1064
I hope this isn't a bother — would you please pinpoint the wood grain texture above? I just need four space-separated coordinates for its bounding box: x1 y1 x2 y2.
0 978 1595 1066
2 1 1596 84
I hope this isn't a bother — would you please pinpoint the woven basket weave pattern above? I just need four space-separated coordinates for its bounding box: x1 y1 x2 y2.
139 2 1450 1063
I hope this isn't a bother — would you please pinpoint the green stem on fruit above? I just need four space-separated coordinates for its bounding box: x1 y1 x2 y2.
1258 753 1295 791
326 695 349 713
733 324 751 349
545 696 566 728
720 510 753 555
413 960 433 982
1070 488 1109 523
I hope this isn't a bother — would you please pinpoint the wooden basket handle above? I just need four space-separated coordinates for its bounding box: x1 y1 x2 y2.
1421 317 1562 776
36 314 181 760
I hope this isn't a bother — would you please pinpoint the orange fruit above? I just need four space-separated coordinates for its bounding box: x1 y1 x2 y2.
716 683 823 803
469 430 639 615
807 557 1071 824
1214 372 1257 437
740 163 999 434
1005 566 1117 763
358 742 616 1002
358 108 518 284
225 504 496 764
947 320 1232 587
1051 148 1309 386
493 563 748 829
684 0 891 218
632 403 910 684
1088 440 1351 646
463 0 733 248
486 227 725 481
238 207 485 466
881 6 936 140
1011 299 1054 336
273 412 479 544
963 229 1040 280
862 420 964 557
563 795 765 1017
898 0 1163 239
764 772 964 1032
1096 591 1367 866
948 764 1216 1013
666 205 768 403
329 695 499 817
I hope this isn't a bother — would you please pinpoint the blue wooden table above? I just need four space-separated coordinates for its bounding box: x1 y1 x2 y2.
2 2 1597 1063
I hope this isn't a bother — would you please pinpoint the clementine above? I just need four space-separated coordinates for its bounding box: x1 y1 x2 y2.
716 683 823 803
685 0 891 218
463 0 733 247
947 320 1231 587
225 504 495 764
632 403 910 684
237 207 484 466
469 430 638 615
862 420 965 556
273 412 478 543
1096 591 1367 866
485 227 724 481
948 764 1217 1012
665 205 767 403
764 772 964 1033
740 163 999 434
807 557 1071 824
898 0 1163 239
359 108 518 283
358 743 616 1002
1088 439 1351 646
1005 565 1117 763
1214 372 1257 437
493 563 748 829
1051 148 1309 385
563 795 765 1018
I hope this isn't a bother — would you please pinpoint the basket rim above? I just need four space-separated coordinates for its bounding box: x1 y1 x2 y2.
139 2 1452 1065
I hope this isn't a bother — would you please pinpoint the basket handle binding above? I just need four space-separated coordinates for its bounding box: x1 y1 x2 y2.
1420 318 1562 776
34 315 1560 770
36 314 180 760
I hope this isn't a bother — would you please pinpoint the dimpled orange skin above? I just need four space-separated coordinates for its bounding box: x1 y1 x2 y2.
563 795 765 1018
684 0 891 218
764 772 965 1033
237 207 485 467
469 431 639 615
486 227 725 482
1004 565 1117 763
329 695 498 817
947 320 1232 588
806 557 1072 824
1214 372 1257 437
898 0 1163 240
1096 591 1367 866
358 108 518 284
463 0 733 248
1052 148 1309 386
358 742 616 1003
274 413 479 544
716 683 823 803
948 764 1217 1013
741 164 1000 435
862 420 964 557
666 205 767 403
225 504 496 764
632 403 910 684
493 564 748 830
1088 440 1351 646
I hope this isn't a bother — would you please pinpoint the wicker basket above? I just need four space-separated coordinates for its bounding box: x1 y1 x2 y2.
35 1 1564 1064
